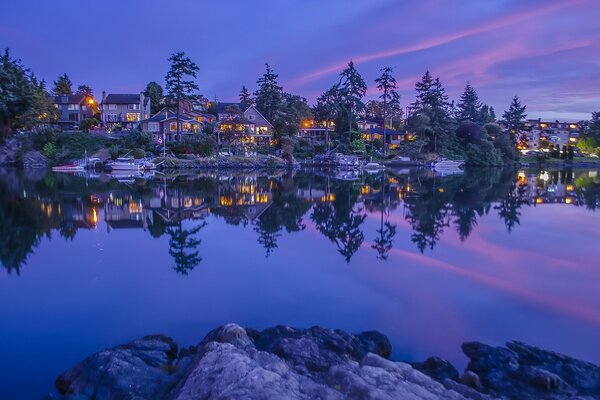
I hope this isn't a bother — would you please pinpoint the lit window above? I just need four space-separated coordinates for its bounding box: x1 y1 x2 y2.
126 113 139 121
170 122 177 131
182 122 191 131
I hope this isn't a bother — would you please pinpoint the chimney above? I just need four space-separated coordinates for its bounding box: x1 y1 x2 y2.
102 91 106 103
140 92 146 118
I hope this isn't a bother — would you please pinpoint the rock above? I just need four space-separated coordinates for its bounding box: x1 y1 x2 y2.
22 150 49 168
55 335 180 400
57 324 473 400
412 356 460 382
55 325 600 400
462 340 600 400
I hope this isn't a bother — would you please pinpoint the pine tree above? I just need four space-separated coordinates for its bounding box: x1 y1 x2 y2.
313 85 340 149
408 71 452 153
76 84 93 97
588 111 600 141
239 85 254 108
375 66 400 155
254 63 282 123
165 51 199 138
338 61 367 141
0 49 36 138
144 81 164 115
52 73 72 96
502 95 527 134
456 83 481 122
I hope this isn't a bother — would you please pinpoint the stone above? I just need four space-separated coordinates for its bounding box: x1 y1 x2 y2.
412 356 460 382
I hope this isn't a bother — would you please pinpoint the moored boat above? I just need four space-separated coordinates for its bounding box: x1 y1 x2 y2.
52 164 85 172
107 157 143 171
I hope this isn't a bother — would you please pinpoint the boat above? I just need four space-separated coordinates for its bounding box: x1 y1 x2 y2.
431 158 465 175
363 162 386 170
107 157 143 171
52 164 85 172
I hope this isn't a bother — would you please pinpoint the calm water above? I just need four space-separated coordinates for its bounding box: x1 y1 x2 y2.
1 167 599 399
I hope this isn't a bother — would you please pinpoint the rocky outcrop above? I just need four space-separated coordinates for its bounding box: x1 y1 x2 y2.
22 150 49 168
55 324 600 400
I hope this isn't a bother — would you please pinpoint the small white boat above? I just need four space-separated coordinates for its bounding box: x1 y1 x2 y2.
432 158 464 169
363 162 386 170
52 164 85 172
107 157 143 171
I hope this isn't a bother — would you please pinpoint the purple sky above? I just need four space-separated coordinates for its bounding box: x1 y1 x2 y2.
1 0 599 120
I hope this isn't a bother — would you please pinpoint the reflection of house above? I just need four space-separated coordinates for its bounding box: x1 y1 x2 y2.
104 194 153 230
297 119 335 144
216 103 273 145
141 110 202 143
101 93 151 131
147 188 209 223
214 177 273 220
51 94 95 127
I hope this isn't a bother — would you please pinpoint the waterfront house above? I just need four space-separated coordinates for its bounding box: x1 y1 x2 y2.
362 127 404 149
141 110 201 143
51 94 95 128
216 103 273 145
101 92 151 131
521 119 580 149
357 119 381 131
297 119 336 144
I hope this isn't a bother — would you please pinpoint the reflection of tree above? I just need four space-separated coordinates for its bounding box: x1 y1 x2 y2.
166 220 206 275
254 176 311 257
371 173 397 260
311 181 366 263
494 180 529 232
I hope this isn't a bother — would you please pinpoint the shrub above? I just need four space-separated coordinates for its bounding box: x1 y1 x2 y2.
109 144 120 159
132 148 146 159
465 140 503 166
42 142 56 159
456 121 483 144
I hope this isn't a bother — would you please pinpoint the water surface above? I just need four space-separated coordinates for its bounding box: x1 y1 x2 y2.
0 167 599 399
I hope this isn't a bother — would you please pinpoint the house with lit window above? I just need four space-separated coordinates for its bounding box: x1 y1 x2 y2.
141 110 201 143
357 119 381 131
520 119 581 149
362 127 404 148
216 102 273 145
51 94 95 128
297 119 335 144
100 92 151 131
186 109 217 124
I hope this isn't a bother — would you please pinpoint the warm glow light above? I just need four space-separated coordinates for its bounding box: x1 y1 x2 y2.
566 184 574 191
536 197 543 204
565 197 573 204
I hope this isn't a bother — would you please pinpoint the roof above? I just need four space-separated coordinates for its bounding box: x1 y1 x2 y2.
365 127 403 136
102 94 141 104
52 94 86 105
142 110 198 123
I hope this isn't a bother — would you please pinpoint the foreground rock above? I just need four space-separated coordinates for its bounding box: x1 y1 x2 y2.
55 324 600 400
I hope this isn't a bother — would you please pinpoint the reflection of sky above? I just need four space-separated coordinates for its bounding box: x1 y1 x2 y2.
1 196 599 398
2 0 600 119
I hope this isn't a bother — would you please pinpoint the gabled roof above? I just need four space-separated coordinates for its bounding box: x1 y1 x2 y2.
52 94 86 105
142 110 198 123
102 94 141 104
244 105 273 128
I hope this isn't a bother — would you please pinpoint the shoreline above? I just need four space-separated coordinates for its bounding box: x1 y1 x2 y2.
55 323 600 400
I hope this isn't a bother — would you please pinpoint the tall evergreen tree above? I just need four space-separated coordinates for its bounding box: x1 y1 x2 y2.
588 111 600 141
52 73 72 96
502 95 527 134
144 81 164 115
375 66 400 155
408 71 452 153
456 83 481 122
0 49 36 138
313 85 340 148
76 84 93 97
239 85 254 108
254 63 282 123
338 61 367 141
165 51 199 138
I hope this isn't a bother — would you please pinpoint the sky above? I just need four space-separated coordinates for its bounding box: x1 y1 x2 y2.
1 0 599 120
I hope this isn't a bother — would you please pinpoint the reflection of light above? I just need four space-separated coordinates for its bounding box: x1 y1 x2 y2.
220 196 233 206
361 185 370 195
536 197 543 204
518 171 526 182
566 184 574 191
565 197 573 204
540 171 549 181
91 208 98 224
438 188 445 193
320 193 335 202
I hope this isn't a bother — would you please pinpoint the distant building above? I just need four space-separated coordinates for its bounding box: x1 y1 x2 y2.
357 119 381 131
100 92 151 131
362 127 404 149
521 119 581 149
51 94 95 127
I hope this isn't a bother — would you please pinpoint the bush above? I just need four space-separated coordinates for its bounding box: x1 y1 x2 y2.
456 121 483 144
42 142 56 159
169 136 216 156
493 131 518 161
31 127 59 150
465 140 503 166
350 138 366 153
109 144 120 159
123 130 153 151
80 118 99 133
132 148 146 159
